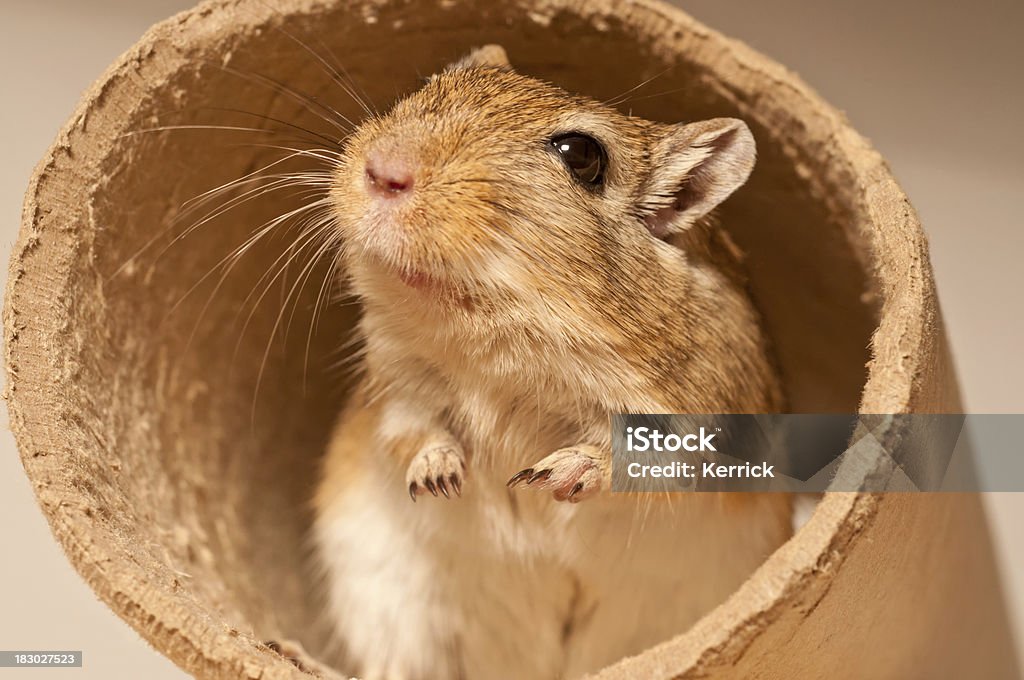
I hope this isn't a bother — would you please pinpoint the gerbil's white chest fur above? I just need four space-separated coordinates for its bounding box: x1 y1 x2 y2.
312 45 790 679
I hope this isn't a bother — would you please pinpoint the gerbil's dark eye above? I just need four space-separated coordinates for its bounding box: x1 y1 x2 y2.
550 133 607 187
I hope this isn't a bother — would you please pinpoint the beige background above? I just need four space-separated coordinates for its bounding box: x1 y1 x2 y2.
1 1 1020 677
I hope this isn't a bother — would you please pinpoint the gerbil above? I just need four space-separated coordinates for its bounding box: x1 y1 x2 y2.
312 45 791 680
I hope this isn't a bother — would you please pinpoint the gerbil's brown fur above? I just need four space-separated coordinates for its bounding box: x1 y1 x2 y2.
312 46 789 680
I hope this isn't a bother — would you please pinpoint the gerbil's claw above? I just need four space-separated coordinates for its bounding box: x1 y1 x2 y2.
406 441 466 501
508 446 605 503
527 469 552 485
507 468 534 488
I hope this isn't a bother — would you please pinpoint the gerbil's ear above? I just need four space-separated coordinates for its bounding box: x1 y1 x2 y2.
445 44 513 72
640 118 755 237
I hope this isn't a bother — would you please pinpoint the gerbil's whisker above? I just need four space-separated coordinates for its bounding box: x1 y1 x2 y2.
120 124 282 137
173 196 334 352
287 231 343 394
602 67 673 108
110 149 330 281
610 85 693 108
303 241 348 389
162 171 323 267
202 106 346 147
230 204 336 347
181 170 322 223
174 152 334 225
120 102 342 149
213 62 358 134
436 178 504 187
241 143 343 167
281 219 340 344
179 152 331 213
160 149 337 335
312 37 380 117
247 216 341 421
270 23 378 119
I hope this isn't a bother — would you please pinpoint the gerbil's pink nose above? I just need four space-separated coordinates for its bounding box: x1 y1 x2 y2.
364 152 415 198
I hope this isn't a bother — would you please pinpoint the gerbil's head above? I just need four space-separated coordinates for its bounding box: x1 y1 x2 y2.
331 45 755 329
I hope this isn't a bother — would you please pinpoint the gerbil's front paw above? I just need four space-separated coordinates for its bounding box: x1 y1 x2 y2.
507 445 606 503
406 442 466 501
